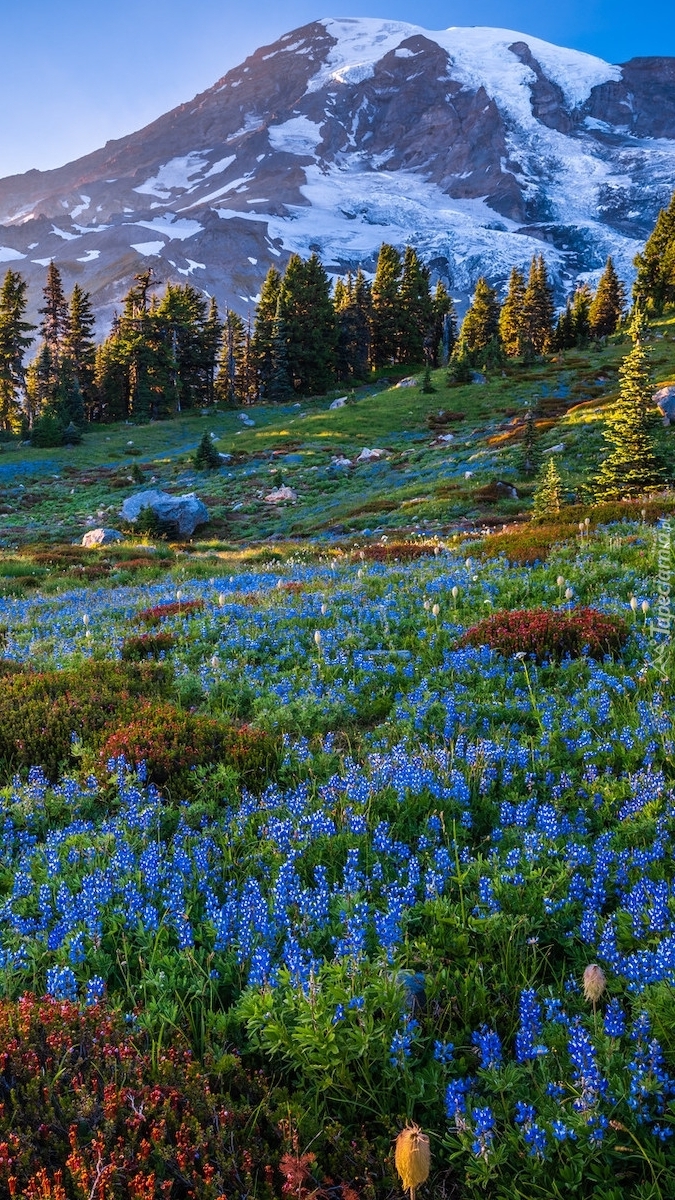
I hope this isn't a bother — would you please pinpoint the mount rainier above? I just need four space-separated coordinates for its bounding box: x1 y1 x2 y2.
1 16 675 326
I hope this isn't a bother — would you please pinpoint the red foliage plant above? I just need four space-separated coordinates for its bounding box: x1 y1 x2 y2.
136 600 204 626
121 632 176 662
458 607 628 662
101 700 224 784
357 542 440 563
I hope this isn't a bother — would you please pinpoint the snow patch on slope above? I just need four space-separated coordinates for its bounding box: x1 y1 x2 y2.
134 153 210 199
0 246 25 262
130 215 203 240
268 116 324 156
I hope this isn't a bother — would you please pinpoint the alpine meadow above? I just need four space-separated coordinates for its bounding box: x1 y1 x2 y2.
1 14 675 1200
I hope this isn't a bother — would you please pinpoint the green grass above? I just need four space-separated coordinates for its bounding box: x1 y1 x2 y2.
1 319 674 552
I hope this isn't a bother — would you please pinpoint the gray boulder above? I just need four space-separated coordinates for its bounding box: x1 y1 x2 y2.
120 489 208 537
329 396 348 409
654 385 675 423
82 528 123 548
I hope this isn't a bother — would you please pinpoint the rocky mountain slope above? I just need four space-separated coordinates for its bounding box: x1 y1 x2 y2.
1 17 674 328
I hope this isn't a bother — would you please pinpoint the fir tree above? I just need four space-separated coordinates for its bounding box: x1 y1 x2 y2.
447 339 474 384
571 283 593 347
335 269 372 382
251 266 282 398
533 457 564 518
499 267 526 357
64 284 96 420
24 344 55 429
278 253 336 395
519 404 540 476
39 261 69 363
215 309 247 404
522 255 555 356
398 246 433 364
460 277 500 356
267 296 292 402
589 257 626 339
595 310 667 499
202 297 222 407
431 281 456 366
371 244 403 367
0 270 34 432
193 431 222 469
633 189 675 314
94 318 129 423
554 301 576 352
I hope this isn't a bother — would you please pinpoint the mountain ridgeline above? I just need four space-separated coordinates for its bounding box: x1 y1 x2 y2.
0 18 674 330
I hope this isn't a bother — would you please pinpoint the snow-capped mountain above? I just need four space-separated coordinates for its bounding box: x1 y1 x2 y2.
1 17 674 327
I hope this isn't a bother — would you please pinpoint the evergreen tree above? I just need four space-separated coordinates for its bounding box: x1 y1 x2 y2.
0 270 34 432
460 277 500 356
554 301 576 352
335 270 372 382
633 189 675 314
589 257 626 339
251 266 282 398
430 281 456 367
499 267 526 357
65 284 96 420
193 431 222 469
533 457 564 518
202 298 222 407
94 322 128 423
398 246 433 364
571 283 593 347
24 344 55 429
371 244 403 367
39 261 69 364
522 255 555 356
447 339 474 384
215 309 247 404
519 404 540 476
267 296 292 402
278 253 336 395
595 310 667 499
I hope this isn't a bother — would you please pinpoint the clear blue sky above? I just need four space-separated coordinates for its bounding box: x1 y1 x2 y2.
2 0 674 179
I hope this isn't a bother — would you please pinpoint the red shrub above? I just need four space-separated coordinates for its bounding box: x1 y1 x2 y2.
357 541 440 563
458 607 628 661
136 600 204 626
121 632 176 661
101 701 224 783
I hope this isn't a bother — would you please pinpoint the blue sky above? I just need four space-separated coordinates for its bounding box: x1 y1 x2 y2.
1 0 674 178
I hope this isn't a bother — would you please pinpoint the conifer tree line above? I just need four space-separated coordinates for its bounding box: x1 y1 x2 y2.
2 197 675 439
451 253 627 378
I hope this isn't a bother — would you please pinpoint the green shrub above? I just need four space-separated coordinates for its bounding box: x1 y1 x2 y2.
121 632 176 661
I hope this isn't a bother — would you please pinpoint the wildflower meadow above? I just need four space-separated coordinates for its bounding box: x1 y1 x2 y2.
0 513 673 1198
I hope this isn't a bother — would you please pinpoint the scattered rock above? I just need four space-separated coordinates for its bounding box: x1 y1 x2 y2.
238 413 255 426
542 443 565 455
355 447 387 463
471 372 487 385
434 433 455 444
477 480 519 502
218 452 232 462
120 489 209 536
654 385 675 424
329 396 348 409
395 376 418 388
330 455 352 468
82 528 124 547
464 470 474 479
264 486 297 503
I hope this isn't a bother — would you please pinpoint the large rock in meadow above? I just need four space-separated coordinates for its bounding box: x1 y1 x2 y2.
654 385 675 423
120 489 209 537
81 528 123 547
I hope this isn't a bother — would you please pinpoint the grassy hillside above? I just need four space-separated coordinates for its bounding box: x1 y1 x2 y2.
1 316 673 554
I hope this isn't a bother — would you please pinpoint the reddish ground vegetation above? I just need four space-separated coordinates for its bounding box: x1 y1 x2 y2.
458 607 629 661
136 600 205 626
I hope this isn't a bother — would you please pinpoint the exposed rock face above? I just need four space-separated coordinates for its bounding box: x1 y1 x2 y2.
120 490 208 536
81 528 123 547
1 19 674 327
654 385 675 423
